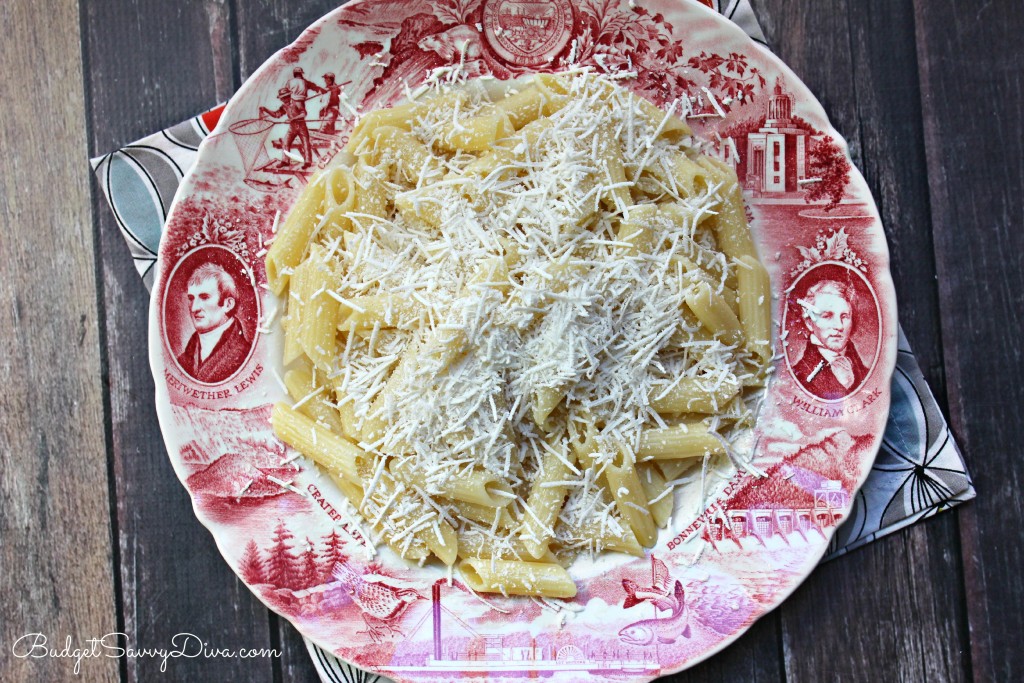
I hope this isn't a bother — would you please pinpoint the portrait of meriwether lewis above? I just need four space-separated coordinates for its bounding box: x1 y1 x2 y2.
791 279 869 400
176 262 251 383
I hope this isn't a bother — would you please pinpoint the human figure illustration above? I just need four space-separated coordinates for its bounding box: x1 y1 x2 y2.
320 72 343 135
287 66 325 106
792 279 868 400
177 263 250 383
259 87 314 169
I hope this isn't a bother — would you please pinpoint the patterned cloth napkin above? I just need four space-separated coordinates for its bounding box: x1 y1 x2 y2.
89 0 974 679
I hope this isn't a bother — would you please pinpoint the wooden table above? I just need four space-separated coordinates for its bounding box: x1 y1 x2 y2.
2 0 1022 680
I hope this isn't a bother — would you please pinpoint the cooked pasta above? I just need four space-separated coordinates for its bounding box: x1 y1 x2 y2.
268 71 772 597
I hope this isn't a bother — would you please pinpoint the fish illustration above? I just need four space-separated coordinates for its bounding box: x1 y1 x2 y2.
618 580 692 645
622 557 679 613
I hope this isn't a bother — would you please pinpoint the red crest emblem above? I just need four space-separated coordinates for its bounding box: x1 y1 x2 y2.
482 0 574 67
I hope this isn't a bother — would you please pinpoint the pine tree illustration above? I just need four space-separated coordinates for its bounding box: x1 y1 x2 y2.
265 519 297 589
319 529 348 582
239 539 266 585
299 537 320 589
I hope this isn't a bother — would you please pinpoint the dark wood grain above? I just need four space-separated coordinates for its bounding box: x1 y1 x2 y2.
845 0 946 383
913 0 1024 680
234 0 353 81
270 614 320 683
661 615 782 682
755 1 970 681
80 0 277 680
0 1 119 681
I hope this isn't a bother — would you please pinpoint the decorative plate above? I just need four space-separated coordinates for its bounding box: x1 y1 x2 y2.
150 0 898 679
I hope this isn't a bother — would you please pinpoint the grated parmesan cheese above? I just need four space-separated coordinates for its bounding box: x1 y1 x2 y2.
272 70 770 578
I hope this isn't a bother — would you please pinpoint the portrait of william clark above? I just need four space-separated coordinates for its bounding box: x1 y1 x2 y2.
791 279 869 400
176 262 251 384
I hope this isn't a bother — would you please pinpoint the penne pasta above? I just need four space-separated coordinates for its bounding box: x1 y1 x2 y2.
266 71 771 597
615 204 659 254
649 377 742 414
656 458 700 483
493 85 548 129
736 254 773 361
520 438 577 559
318 166 358 241
531 385 565 429
394 185 446 229
328 472 364 508
458 530 557 563
266 175 327 295
336 294 424 330
685 280 744 347
699 157 757 260
353 158 392 220
371 126 442 186
390 459 514 508
638 423 727 460
637 96 692 140
459 557 576 598
424 519 459 566
597 126 632 211
294 250 342 371
284 363 345 435
344 101 419 154
605 457 658 548
360 334 422 442
638 463 674 528
437 108 514 153
281 292 306 366
672 153 712 198
271 403 363 481
575 520 645 557
450 499 517 528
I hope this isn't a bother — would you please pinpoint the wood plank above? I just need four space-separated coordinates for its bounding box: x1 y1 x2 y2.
661 615 782 682
913 0 1024 680
845 0 946 383
80 0 277 680
234 0 352 80
230 4 352 677
753 0 863 165
0 1 119 681
84 0 234 141
272 614 321 683
754 1 970 680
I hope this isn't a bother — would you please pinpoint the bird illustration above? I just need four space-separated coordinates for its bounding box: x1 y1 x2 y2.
333 562 424 642
621 557 680 613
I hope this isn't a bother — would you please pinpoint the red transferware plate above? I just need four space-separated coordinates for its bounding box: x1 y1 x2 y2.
150 0 897 679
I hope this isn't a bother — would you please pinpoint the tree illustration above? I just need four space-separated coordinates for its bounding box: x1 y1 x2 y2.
804 136 851 211
574 2 703 104
365 559 387 575
686 51 766 105
239 539 266 585
265 519 298 589
431 0 474 25
319 529 348 582
298 537 321 589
